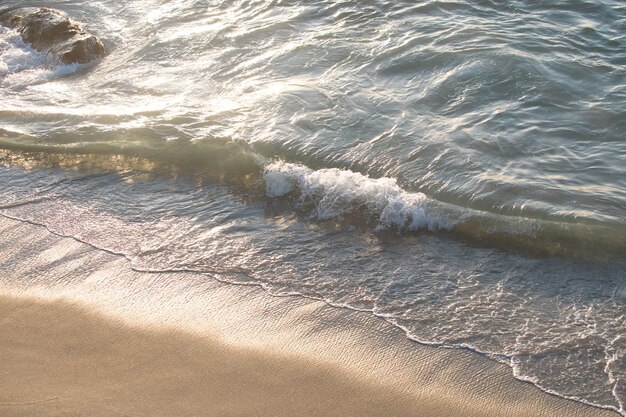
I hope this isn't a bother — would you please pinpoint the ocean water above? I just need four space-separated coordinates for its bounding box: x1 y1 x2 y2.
1 0 625 413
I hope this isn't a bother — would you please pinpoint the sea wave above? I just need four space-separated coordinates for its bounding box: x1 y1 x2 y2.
264 161 452 232
1 139 624 261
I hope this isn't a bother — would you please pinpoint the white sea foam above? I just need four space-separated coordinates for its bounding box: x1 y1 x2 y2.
263 161 453 231
0 27 49 75
0 26 82 86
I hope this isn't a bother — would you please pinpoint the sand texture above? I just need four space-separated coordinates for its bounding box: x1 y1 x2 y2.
0 214 618 417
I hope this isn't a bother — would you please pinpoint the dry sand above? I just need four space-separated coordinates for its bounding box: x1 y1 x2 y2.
0 214 619 417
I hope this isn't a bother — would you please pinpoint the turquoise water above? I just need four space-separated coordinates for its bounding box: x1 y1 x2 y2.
1 0 625 413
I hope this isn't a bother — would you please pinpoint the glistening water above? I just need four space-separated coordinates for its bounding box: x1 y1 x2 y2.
1 0 625 413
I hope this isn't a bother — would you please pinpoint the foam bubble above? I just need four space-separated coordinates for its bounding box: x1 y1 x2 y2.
263 161 453 231
0 26 50 76
0 26 84 87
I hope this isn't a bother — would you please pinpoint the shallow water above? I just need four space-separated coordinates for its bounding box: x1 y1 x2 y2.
1 0 625 413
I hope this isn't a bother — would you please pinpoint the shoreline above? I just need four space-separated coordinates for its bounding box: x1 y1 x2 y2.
0 214 619 417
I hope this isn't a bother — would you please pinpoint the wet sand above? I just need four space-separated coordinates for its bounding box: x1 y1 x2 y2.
0 215 619 417
0 295 428 417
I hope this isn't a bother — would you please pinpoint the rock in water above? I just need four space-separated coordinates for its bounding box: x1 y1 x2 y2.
0 7 106 64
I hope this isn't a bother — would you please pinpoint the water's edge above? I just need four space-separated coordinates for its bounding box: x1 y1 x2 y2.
1 211 619 416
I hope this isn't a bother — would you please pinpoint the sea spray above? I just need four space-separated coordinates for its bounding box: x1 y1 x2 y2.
264 161 452 231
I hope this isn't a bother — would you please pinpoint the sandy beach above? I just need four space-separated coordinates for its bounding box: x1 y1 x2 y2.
2 0 626 413
0 295 424 417
0 215 618 417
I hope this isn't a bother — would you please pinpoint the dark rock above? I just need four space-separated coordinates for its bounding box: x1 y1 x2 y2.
0 7 106 64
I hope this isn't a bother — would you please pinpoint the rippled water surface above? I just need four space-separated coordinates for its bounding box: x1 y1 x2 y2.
1 0 625 413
